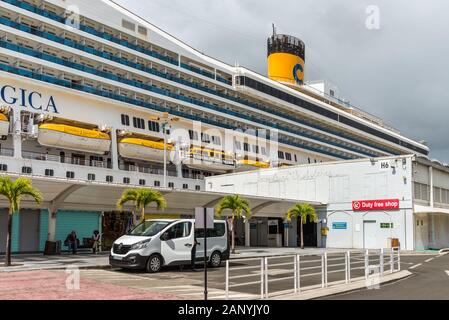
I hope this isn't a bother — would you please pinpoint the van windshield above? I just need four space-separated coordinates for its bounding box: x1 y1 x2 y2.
128 220 171 237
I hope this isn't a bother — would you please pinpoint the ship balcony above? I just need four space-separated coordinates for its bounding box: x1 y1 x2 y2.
22 151 113 169
0 148 14 157
118 162 177 177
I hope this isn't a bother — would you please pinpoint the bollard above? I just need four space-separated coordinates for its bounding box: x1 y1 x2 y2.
260 258 264 300
365 249 369 280
380 248 384 276
321 254 325 288
297 255 301 292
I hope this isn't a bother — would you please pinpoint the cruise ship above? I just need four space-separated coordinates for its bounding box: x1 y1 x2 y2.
0 0 431 252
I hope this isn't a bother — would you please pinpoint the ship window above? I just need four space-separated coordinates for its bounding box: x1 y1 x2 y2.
252 145 259 154
212 136 221 146
234 141 242 151
122 19 136 31
22 167 32 174
137 26 148 36
154 181 161 187
168 182 174 188
121 114 130 126
183 184 189 189
201 133 211 143
189 130 199 141
66 171 75 179
243 143 249 152
195 185 201 191
133 117 145 129
106 175 113 183
45 169 54 177
294 154 298 162
285 153 292 161
148 121 160 132
308 158 311 164
123 177 131 184
278 151 285 159
139 179 146 186
261 147 267 156
88 174 96 181
0 164 7 172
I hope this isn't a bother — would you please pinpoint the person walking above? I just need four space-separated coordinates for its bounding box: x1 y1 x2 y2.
92 230 101 254
191 231 199 272
66 231 78 254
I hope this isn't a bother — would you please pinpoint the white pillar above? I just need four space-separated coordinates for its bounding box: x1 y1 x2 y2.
110 129 119 170
47 209 57 242
245 220 251 247
12 108 22 159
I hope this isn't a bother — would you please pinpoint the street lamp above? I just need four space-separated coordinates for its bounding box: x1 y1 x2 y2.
151 113 179 189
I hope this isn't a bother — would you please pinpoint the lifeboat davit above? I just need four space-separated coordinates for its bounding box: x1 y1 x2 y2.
118 138 173 163
182 147 235 172
235 159 270 172
38 123 111 154
0 113 9 136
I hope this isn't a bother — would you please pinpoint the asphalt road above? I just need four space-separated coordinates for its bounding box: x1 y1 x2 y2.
321 253 449 300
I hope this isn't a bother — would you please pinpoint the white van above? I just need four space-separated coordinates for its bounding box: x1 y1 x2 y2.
109 219 230 273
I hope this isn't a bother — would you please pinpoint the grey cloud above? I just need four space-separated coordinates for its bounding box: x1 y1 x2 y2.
116 0 449 161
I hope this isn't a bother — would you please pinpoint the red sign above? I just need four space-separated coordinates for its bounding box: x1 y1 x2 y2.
352 199 400 211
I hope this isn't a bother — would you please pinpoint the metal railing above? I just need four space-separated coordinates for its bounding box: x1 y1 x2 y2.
225 247 401 300
0 148 14 157
22 151 112 169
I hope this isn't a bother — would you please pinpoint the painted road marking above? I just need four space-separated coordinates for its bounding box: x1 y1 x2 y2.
409 263 422 269
425 258 434 263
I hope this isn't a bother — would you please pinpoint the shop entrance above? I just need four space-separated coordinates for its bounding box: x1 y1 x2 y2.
297 219 318 247
249 218 285 247
102 211 133 250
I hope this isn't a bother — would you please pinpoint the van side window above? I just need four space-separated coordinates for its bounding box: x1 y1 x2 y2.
166 222 192 240
195 223 226 238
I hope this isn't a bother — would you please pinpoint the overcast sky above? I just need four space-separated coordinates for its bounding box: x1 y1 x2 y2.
115 0 449 161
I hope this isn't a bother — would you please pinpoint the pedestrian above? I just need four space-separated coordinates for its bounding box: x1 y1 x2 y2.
92 230 101 254
66 230 78 254
191 231 199 272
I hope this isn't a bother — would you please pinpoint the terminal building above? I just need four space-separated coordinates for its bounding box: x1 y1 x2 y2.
0 0 445 253
206 155 449 251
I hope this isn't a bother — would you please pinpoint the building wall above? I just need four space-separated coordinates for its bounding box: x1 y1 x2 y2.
206 155 416 250
55 210 100 246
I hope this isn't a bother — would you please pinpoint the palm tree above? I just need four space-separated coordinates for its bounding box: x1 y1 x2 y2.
286 203 318 249
117 188 167 224
0 177 42 267
216 195 251 254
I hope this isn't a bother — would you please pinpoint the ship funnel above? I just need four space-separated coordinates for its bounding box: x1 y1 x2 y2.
267 25 305 86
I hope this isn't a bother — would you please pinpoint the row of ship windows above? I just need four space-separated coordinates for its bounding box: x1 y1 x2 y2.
121 114 161 133
15 165 201 190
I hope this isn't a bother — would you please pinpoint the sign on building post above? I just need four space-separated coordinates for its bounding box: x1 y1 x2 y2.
195 207 215 301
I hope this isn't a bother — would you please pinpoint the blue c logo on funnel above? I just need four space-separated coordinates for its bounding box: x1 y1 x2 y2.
293 64 304 84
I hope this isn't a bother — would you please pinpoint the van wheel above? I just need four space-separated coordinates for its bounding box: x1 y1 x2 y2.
146 254 162 273
209 251 222 268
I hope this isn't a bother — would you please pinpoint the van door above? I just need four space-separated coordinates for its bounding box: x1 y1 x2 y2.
160 221 194 265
